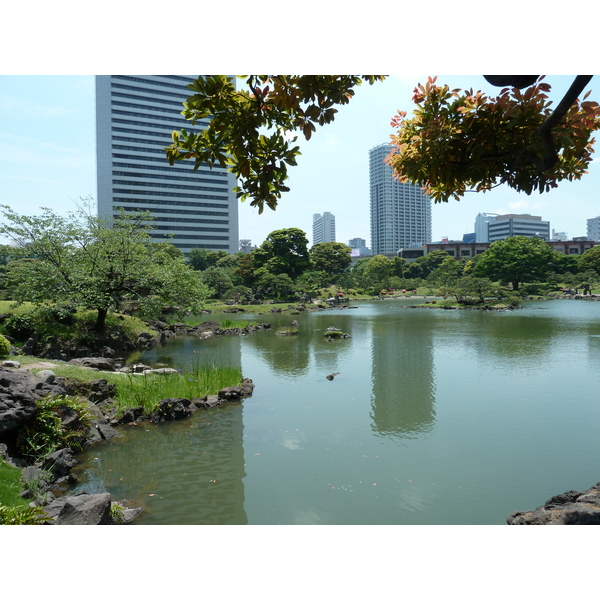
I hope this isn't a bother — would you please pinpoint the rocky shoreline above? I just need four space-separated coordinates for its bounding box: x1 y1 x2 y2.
0 319 263 525
507 483 600 524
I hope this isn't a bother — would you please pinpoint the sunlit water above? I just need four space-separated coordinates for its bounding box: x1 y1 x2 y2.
70 299 600 524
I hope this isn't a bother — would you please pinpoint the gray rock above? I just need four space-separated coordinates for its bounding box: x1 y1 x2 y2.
144 367 179 375
68 357 116 371
218 378 255 401
0 367 67 436
55 492 112 525
21 332 39 355
41 448 77 478
1 360 21 368
507 482 600 524
35 369 56 384
151 397 196 423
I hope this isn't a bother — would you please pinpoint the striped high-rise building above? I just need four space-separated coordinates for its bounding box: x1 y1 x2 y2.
95 75 238 256
312 212 336 245
369 143 431 256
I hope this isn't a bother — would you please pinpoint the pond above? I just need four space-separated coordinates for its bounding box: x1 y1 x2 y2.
70 299 600 524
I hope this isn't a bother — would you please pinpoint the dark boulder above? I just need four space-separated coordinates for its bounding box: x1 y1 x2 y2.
151 398 196 423
507 482 600 524
68 357 116 371
46 492 113 525
41 448 78 479
218 378 255 401
0 367 67 437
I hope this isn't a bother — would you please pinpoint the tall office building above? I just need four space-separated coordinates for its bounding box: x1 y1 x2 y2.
487 214 550 242
96 75 238 256
474 213 498 243
369 143 431 256
587 216 600 242
312 212 336 245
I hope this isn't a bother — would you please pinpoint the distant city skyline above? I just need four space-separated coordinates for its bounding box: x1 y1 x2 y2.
2 75 600 250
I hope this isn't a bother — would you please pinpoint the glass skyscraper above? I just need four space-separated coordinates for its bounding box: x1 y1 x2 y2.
96 75 238 256
369 143 431 256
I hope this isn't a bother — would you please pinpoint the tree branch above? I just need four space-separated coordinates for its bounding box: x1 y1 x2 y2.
538 75 593 169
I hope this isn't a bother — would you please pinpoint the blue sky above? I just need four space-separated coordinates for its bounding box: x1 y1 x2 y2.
1 4 598 250
1 74 599 248
0 74 600 244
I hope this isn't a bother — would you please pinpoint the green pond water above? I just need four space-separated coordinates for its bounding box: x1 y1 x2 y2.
70 299 600 524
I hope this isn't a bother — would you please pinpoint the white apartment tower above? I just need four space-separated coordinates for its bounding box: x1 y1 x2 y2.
474 213 498 243
96 75 239 256
587 216 600 242
369 143 431 256
312 212 336 245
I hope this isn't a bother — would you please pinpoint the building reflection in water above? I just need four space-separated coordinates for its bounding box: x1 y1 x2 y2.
368 312 436 439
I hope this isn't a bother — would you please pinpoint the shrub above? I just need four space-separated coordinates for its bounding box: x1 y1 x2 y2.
2 313 36 339
0 503 49 525
0 334 10 356
16 396 91 462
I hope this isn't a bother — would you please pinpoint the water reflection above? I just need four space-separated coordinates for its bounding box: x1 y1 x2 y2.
369 310 436 439
73 404 248 524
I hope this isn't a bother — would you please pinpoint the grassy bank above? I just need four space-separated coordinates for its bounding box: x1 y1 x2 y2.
23 360 243 416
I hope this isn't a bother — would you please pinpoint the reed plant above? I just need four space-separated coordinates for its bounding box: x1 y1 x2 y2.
219 318 251 329
111 362 243 414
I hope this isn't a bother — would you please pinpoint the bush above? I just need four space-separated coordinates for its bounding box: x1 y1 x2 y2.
2 313 36 339
16 396 91 462
0 334 10 356
0 504 49 525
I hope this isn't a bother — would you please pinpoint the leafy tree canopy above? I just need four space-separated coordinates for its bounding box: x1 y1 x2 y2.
578 245 600 276
0 201 210 330
252 227 310 279
309 242 352 275
473 235 557 291
387 76 600 202
165 75 599 210
165 75 386 213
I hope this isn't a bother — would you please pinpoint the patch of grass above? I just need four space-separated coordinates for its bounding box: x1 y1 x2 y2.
110 363 244 415
219 318 253 329
323 329 349 339
0 461 29 508
0 301 35 314
35 361 245 416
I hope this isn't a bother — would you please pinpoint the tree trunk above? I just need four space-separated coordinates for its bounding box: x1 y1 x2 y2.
95 307 108 332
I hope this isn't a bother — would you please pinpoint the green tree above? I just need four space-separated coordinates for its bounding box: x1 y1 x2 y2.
420 250 455 276
309 242 352 275
473 236 556 291
233 253 257 287
427 256 462 294
295 270 329 292
188 248 228 271
0 202 209 331
363 254 393 289
387 76 600 202
256 272 295 300
578 246 600 276
201 267 233 300
165 75 598 211
165 75 386 212
391 256 407 278
450 275 497 303
252 228 310 279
